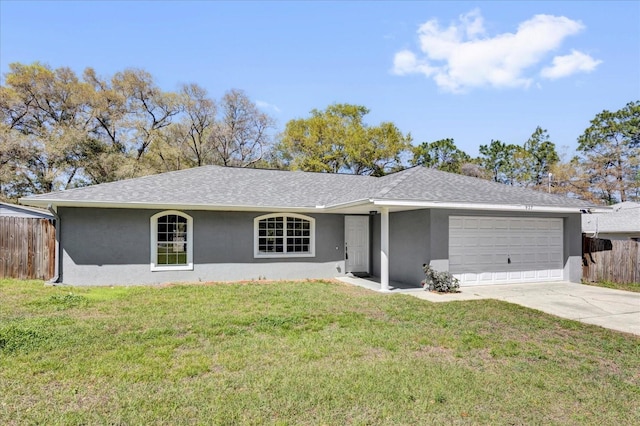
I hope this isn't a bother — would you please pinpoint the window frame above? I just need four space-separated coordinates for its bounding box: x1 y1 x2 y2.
254 213 316 258
150 210 194 271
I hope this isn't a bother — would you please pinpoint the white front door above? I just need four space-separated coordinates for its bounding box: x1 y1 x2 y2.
345 216 369 273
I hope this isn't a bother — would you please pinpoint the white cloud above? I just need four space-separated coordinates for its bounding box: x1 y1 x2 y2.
393 50 436 76
461 9 485 39
392 10 600 93
540 50 602 79
255 100 281 113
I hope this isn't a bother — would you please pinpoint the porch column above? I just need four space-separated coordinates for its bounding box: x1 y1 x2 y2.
380 206 390 292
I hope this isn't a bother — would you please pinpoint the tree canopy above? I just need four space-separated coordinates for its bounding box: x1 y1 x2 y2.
478 139 519 184
273 103 412 176
0 63 275 200
476 128 559 190
411 138 473 174
576 101 639 203
1 61 637 205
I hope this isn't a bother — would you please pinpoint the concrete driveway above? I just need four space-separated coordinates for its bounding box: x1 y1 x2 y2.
410 281 640 336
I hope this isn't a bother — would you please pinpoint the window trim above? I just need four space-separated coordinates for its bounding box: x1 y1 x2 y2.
150 210 194 272
254 213 316 258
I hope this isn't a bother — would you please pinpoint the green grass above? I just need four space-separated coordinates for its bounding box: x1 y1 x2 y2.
583 280 640 293
1 278 639 425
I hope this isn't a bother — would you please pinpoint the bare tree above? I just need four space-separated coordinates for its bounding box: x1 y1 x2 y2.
179 83 217 167
211 89 275 167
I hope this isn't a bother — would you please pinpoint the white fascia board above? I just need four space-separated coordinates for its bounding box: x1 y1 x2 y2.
0 202 51 215
1 202 54 217
371 199 586 213
18 199 323 214
21 197 587 214
322 199 373 211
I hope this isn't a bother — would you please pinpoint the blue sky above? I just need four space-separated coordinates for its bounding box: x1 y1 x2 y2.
1 1 638 157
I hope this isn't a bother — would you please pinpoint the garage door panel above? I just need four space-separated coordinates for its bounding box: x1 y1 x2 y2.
536 252 550 263
479 218 498 229
449 255 464 267
449 235 465 246
549 249 562 258
493 271 509 281
509 253 524 264
550 269 563 279
450 216 564 286
478 272 494 281
449 217 463 227
509 271 524 280
478 239 494 248
462 272 478 282
535 236 550 245
508 236 523 245
537 269 551 279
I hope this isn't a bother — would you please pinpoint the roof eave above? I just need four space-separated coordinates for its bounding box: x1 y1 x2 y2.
321 199 373 211
18 199 323 213
1 201 54 217
20 197 589 215
371 199 587 214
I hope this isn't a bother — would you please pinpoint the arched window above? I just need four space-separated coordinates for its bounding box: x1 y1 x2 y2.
150 211 193 271
254 213 315 258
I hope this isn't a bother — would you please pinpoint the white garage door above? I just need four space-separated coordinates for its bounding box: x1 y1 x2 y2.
449 216 564 286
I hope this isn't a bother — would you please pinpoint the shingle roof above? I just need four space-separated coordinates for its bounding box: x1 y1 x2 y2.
613 201 640 212
583 203 640 234
370 167 594 207
20 165 594 210
21 166 372 208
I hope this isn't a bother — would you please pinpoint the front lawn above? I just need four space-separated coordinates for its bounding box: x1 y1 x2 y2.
583 280 640 293
1 279 639 424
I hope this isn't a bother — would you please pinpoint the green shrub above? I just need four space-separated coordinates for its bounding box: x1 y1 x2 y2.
421 264 460 293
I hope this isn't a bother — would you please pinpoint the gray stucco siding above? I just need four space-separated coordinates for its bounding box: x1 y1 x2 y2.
59 207 345 285
389 210 430 285
561 213 583 283
371 210 430 286
57 206 583 286
61 207 149 266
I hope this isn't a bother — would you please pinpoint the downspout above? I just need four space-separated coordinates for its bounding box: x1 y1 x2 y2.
47 204 60 284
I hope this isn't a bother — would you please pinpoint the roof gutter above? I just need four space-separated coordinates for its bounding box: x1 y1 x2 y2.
21 199 324 213
23 198 589 214
321 199 373 211
46 204 61 285
370 199 589 214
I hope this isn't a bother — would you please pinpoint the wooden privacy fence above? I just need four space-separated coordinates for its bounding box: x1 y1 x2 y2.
583 236 640 284
0 217 56 280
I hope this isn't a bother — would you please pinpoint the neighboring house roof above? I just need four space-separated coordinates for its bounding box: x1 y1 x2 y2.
0 202 54 219
582 202 640 235
612 201 640 212
20 165 595 213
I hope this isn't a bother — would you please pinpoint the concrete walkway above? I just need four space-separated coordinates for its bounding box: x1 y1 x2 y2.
337 277 640 336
